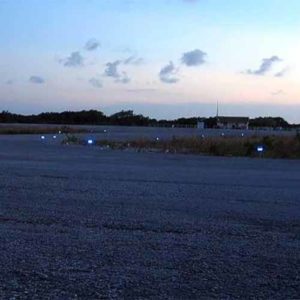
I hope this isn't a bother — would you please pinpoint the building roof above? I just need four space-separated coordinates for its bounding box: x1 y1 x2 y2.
217 116 249 123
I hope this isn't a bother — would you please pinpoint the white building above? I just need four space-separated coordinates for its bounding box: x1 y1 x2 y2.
197 121 205 129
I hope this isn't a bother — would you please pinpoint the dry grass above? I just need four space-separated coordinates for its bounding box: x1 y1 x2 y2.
0 125 87 135
62 134 300 159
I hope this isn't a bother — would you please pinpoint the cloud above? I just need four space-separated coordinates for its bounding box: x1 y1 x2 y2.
85 39 100 51
29 76 45 84
6 80 14 85
271 90 284 96
123 55 144 65
181 49 207 66
274 67 289 78
116 72 130 84
104 60 131 84
246 56 282 76
103 55 143 84
89 78 103 88
159 61 179 84
62 51 84 67
104 60 122 78
126 88 157 93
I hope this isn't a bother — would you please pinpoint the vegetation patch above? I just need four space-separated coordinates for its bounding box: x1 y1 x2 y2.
0 126 87 135
1 110 300 129
62 134 300 159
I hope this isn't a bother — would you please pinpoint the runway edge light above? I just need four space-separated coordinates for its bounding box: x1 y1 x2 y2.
87 139 94 145
257 145 264 153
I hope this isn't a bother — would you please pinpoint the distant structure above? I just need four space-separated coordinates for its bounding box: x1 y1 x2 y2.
197 118 205 129
215 101 249 130
196 102 249 129
216 116 249 130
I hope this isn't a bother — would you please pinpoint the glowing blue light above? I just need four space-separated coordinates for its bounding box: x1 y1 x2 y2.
87 139 94 145
257 146 264 152
41 136 45 140
53 135 57 139
156 137 160 141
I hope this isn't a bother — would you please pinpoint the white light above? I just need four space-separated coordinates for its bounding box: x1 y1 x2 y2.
103 129 107 133
41 136 45 140
87 139 94 145
241 133 244 137
58 131 62 134
221 133 225 136
257 146 264 152
53 135 57 139
156 137 160 141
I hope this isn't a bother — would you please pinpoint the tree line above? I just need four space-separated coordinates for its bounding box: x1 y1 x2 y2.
0 110 298 129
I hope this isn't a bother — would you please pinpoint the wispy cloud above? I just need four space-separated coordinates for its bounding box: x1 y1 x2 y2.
104 60 122 78
6 80 14 85
274 67 289 78
181 49 207 66
102 55 143 84
89 78 103 88
85 39 100 51
116 72 130 84
29 76 45 84
271 90 284 96
123 55 144 65
246 56 282 75
104 60 131 84
126 88 157 93
61 51 84 67
159 61 179 84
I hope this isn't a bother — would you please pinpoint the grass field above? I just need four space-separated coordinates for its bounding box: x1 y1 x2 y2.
63 133 300 159
0 125 87 135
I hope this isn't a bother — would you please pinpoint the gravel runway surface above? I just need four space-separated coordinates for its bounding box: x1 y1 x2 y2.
0 135 299 299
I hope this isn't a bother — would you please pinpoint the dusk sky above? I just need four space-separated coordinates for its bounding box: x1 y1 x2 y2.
1 0 300 122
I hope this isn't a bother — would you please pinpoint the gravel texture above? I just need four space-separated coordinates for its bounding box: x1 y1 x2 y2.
0 135 299 299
